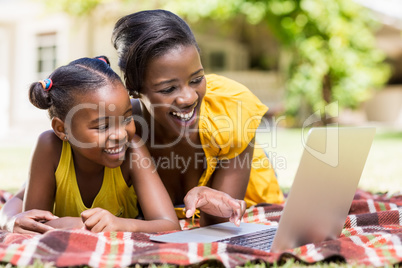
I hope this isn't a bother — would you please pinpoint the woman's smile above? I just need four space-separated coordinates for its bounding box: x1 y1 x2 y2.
170 101 199 126
171 108 194 121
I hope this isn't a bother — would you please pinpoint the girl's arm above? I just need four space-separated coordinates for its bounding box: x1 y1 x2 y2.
24 131 59 213
23 131 84 230
197 139 255 226
81 136 180 233
0 183 81 233
0 186 57 233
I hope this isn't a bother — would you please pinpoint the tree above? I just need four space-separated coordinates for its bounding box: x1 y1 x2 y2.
42 0 107 16
162 0 390 126
44 0 391 126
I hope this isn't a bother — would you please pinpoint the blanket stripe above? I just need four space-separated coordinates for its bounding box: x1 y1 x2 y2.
0 189 401 267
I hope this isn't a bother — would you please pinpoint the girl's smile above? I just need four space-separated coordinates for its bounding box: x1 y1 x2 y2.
104 145 125 155
103 143 128 163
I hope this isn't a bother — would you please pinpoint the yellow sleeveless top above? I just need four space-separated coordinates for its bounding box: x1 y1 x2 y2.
198 74 283 206
53 141 138 218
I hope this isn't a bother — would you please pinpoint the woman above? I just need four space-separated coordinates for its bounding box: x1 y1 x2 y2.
112 9 283 226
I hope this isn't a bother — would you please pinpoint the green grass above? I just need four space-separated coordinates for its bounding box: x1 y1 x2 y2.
0 146 32 193
0 127 401 194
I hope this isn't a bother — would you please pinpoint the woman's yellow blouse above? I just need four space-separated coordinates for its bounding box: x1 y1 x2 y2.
198 74 284 207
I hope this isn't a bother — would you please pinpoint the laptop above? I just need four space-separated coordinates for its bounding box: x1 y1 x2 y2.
151 127 376 252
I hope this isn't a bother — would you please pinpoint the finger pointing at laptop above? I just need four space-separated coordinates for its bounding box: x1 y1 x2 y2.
184 186 246 227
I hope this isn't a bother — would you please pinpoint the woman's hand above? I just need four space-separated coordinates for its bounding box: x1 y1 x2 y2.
81 208 123 233
184 186 247 226
6 209 58 234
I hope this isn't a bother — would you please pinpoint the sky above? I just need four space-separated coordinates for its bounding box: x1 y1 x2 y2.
354 0 402 28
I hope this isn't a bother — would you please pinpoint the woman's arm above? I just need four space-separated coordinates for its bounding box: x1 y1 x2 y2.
81 136 180 233
198 139 255 226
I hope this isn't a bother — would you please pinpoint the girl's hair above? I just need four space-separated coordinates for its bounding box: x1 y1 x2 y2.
112 9 200 96
29 56 123 120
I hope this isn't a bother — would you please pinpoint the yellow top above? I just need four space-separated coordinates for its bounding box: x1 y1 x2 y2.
53 141 138 218
198 74 283 206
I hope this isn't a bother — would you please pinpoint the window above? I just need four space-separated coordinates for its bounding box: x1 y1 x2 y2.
37 32 57 78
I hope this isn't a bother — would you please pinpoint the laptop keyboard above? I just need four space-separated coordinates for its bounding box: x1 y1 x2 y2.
216 227 277 252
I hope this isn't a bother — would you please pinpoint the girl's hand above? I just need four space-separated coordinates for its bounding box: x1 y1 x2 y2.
81 208 122 232
44 217 84 230
8 210 58 234
184 186 247 226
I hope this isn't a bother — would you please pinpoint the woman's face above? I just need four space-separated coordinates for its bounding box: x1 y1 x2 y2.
140 45 206 141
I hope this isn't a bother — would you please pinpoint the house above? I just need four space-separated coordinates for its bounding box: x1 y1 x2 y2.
1 0 401 145
0 0 121 142
0 0 273 143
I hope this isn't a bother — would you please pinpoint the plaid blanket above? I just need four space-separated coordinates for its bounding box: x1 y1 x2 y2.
0 189 401 267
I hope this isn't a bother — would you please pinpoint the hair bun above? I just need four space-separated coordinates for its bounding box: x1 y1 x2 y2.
28 81 52 110
95 56 110 66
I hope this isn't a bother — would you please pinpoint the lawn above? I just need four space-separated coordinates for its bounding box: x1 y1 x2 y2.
0 146 32 193
0 126 401 194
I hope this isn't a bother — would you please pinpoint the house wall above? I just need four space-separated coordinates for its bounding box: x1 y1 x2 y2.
0 1 117 143
0 27 10 138
0 1 74 143
0 1 261 144
1 0 401 144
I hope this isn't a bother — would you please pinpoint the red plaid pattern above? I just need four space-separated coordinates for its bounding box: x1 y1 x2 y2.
0 189 401 267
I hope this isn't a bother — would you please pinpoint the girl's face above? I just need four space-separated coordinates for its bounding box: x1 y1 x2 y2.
140 45 206 140
65 82 135 169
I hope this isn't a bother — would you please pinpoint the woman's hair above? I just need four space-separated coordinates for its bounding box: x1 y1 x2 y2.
29 56 123 120
112 9 200 96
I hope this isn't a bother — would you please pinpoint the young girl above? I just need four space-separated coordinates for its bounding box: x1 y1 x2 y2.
112 10 284 226
20 56 181 232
